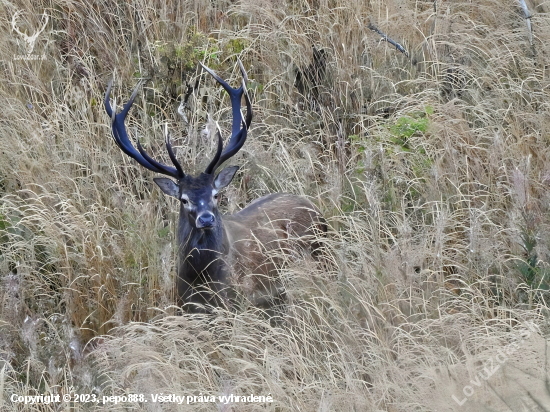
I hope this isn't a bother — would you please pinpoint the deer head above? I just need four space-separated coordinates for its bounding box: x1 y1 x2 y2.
104 60 252 231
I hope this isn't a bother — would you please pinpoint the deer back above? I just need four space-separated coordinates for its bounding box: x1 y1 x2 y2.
223 193 326 297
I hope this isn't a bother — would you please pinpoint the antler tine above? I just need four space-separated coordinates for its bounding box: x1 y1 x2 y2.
242 81 253 129
164 123 185 178
238 59 253 129
237 59 249 83
200 59 253 174
214 125 248 168
106 80 148 163
119 79 142 117
204 126 224 175
104 79 184 179
135 130 183 178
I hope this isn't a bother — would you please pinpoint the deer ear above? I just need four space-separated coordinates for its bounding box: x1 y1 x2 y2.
214 166 239 190
154 177 179 198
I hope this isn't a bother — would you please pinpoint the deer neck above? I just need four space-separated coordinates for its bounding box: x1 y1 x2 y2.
176 206 229 271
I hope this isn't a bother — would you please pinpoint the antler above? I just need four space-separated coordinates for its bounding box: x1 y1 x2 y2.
104 80 184 179
202 59 253 174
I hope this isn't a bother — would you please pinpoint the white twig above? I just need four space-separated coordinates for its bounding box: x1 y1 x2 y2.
518 0 533 45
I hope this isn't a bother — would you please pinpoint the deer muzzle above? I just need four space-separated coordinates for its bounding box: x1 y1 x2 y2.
196 213 216 229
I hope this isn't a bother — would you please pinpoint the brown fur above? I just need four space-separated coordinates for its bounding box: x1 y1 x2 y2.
221 193 326 304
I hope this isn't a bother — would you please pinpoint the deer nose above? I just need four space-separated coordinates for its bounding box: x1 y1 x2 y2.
197 213 215 228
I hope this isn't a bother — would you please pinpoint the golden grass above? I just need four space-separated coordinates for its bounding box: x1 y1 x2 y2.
1 0 550 410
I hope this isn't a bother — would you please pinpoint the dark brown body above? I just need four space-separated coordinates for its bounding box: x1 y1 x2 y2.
223 193 324 302
176 193 326 309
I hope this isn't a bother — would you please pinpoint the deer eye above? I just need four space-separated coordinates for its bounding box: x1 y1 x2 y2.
213 194 219 200
181 198 188 204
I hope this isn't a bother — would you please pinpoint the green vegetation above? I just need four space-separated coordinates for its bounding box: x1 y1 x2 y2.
517 223 550 295
227 38 247 54
389 107 432 150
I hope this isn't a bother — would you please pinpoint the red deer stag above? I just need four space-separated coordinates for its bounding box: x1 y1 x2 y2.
104 61 326 311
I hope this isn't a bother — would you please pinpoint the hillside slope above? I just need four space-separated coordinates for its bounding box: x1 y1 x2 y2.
1 0 550 410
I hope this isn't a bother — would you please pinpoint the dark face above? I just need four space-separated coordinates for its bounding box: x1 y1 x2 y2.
153 166 239 230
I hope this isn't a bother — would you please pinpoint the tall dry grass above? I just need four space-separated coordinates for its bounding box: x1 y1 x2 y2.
1 0 550 410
